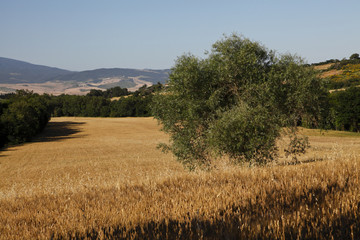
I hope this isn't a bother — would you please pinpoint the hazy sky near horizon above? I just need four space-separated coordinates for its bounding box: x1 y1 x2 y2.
1 0 359 71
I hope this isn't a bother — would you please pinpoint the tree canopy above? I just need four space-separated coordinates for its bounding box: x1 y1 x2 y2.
330 87 360 132
152 34 326 170
350 53 360 60
0 90 52 148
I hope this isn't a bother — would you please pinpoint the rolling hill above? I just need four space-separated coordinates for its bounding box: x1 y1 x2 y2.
0 57 170 95
0 57 73 84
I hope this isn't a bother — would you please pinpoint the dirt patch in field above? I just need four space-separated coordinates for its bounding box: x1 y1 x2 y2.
313 63 334 70
319 69 343 78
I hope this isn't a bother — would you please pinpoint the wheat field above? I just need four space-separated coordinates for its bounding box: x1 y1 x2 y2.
1 117 360 239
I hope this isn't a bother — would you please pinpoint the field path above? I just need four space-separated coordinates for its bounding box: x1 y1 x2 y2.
0 117 184 200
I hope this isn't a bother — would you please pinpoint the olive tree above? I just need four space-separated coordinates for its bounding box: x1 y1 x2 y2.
152 34 325 170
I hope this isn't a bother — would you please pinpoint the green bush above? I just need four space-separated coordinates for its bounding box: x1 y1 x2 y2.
152 34 326 169
0 90 51 148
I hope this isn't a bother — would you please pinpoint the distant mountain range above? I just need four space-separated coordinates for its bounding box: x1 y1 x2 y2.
0 57 73 84
0 57 170 95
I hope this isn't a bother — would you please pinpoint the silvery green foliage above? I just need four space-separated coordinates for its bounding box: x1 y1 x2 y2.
152 34 325 170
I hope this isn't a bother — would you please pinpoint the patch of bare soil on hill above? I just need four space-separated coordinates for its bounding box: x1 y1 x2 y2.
319 69 343 78
313 63 335 70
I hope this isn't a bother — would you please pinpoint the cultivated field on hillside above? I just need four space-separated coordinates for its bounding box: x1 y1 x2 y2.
314 62 360 90
0 76 153 95
1 117 360 239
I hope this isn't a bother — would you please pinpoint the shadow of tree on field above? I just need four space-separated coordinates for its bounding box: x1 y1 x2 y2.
0 147 15 156
32 121 86 143
0 121 86 154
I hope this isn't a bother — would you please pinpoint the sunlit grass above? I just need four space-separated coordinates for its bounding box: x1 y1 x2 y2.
0 117 359 239
300 127 360 137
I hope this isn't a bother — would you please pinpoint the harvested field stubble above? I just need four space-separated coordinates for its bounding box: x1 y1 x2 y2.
1 117 360 239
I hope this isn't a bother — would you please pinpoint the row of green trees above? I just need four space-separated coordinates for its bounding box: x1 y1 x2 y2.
311 53 360 67
0 85 164 148
51 94 152 117
51 84 163 118
328 87 360 132
0 90 52 148
299 87 360 132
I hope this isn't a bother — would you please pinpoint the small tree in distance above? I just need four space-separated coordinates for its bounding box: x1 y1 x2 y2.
350 53 360 60
152 34 326 170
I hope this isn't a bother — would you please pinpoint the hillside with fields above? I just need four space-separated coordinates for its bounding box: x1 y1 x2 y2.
1 117 360 239
313 54 360 90
0 57 170 95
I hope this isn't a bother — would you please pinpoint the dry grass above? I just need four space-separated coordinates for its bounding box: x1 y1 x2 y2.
313 63 334 71
110 95 132 101
313 63 346 79
1 117 360 239
0 117 185 200
319 69 344 78
110 96 122 101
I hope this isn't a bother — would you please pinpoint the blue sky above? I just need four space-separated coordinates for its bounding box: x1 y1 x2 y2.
1 0 359 71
